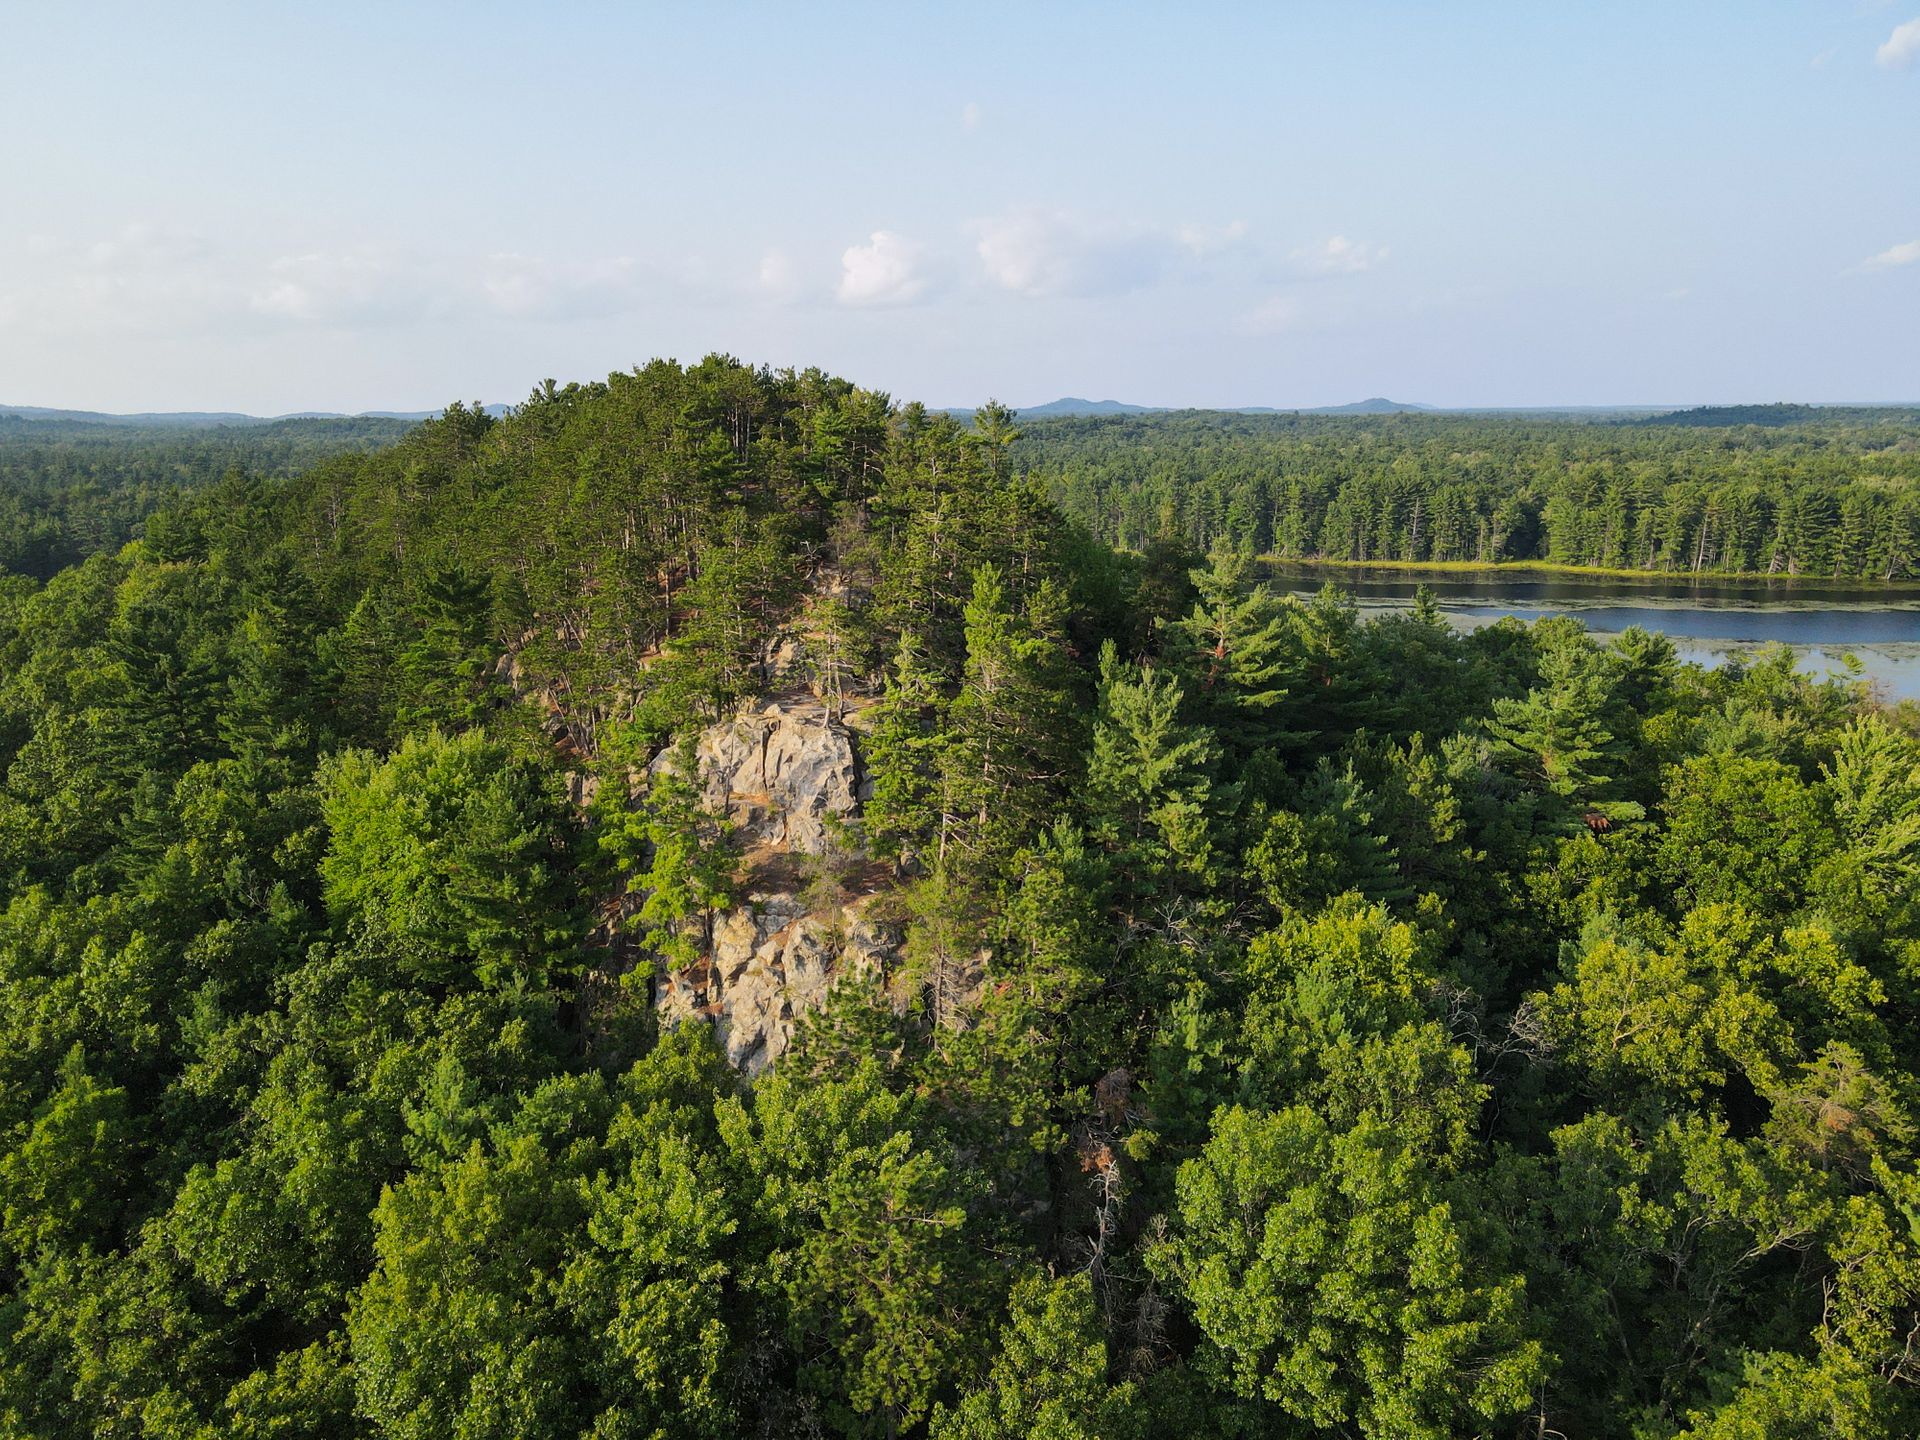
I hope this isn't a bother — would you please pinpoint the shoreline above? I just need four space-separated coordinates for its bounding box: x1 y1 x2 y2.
1260 555 1920 592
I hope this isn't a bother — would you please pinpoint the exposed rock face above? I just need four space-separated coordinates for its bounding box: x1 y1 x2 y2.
656 893 901 1073
650 696 899 1072
655 698 860 854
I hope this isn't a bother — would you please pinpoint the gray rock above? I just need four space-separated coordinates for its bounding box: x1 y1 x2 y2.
656 892 903 1074
645 696 893 1072
655 699 861 854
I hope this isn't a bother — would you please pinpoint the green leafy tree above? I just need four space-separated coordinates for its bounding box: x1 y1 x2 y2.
862 628 950 864
720 1059 991 1436
319 729 584 988
1486 625 1643 833
595 738 739 973
1164 546 1294 756
932 1271 1136 1440
1152 1103 1542 1440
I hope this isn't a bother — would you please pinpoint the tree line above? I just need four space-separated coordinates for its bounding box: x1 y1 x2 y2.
1025 408 1920 579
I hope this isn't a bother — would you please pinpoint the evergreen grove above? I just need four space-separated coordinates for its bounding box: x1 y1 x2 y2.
1028 407 1920 579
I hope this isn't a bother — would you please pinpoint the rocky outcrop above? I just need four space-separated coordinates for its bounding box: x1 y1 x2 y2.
654 698 861 854
650 696 899 1072
656 892 902 1072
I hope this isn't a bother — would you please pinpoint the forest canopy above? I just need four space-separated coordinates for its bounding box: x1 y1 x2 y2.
0 362 1917 1438
0 413 413 580
1021 407 1920 579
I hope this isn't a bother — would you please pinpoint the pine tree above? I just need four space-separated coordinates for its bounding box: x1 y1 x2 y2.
1165 545 1294 756
1085 640 1218 895
1485 635 1641 833
600 737 739 973
940 567 1078 875
862 629 950 866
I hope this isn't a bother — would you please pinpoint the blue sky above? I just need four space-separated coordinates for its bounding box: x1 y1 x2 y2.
2 1 1916 412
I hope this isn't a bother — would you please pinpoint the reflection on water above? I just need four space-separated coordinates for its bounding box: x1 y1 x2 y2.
1265 563 1920 704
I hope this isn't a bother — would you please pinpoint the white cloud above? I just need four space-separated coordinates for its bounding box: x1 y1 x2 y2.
477 253 646 321
1877 18 1920 68
976 211 1105 296
84 221 213 270
836 230 927 306
961 101 982 131
2 222 232 333
1290 234 1388 276
974 209 1242 298
1 225 679 336
1855 239 1920 271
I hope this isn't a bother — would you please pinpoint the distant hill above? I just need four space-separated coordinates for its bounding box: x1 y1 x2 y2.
995 396 1435 420
1301 397 1431 415
1016 397 1158 419
0 403 509 428
0 405 274 428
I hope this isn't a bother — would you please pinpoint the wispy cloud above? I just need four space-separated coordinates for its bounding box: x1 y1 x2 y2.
255 250 650 326
961 101 982 131
478 253 648 322
84 221 213 270
1239 293 1309 336
973 209 1247 298
248 250 427 325
755 249 800 302
1 225 670 335
1853 239 1920 271
1290 234 1389 276
1177 219 1250 257
1877 17 1920 68
836 230 927 307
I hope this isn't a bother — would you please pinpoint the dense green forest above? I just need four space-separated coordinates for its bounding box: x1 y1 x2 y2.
1024 409 1920 580
0 415 413 580
2 361 1918 1438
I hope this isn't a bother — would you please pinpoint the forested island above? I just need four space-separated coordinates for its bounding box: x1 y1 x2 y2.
1026 407 1920 581
1 361 1918 1438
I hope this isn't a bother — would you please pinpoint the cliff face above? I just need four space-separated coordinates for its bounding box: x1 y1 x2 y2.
664 699 865 854
651 697 902 1072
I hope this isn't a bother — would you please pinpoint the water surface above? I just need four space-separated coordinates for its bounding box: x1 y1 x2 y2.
1266 563 1920 704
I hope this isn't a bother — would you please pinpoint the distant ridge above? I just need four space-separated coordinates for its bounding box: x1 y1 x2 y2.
0 403 510 428
1628 402 1920 428
968 396 1437 420
1301 396 1431 415
1015 397 1158 418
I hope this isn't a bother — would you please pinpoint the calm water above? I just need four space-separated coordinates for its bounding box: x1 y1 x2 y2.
1266 563 1920 704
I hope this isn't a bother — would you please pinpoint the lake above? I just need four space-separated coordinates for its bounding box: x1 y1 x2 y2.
1265 564 1920 705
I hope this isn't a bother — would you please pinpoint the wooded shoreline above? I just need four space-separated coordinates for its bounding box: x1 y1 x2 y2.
1258 554 1920 590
